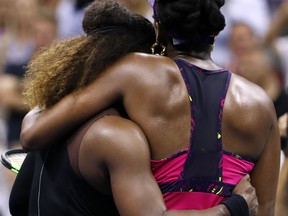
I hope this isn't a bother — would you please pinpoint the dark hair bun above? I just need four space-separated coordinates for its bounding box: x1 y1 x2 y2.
83 0 132 35
157 0 226 38
82 0 154 38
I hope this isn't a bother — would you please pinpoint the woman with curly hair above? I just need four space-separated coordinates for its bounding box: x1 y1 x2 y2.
20 0 278 215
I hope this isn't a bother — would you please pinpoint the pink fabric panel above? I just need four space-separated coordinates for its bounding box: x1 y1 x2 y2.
222 154 255 185
151 152 254 185
151 151 188 184
151 151 255 210
163 192 224 210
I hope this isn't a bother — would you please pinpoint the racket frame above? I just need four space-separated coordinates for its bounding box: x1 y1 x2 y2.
1 149 27 173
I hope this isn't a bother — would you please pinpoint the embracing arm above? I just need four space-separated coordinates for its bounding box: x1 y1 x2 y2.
21 54 131 150
169 175 258 216
21 53 171 150
88 116 256 216
20 52 182 150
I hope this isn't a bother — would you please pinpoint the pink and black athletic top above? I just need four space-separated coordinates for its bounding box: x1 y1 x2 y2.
151 59 255 210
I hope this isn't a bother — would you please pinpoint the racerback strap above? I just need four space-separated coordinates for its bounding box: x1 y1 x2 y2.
174 59 231 181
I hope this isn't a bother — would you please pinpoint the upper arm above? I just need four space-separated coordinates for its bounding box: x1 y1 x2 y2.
81 116 231 216
103 118 167 216
226 76 280 216
81 116 167 216
251 119 280 216
250 101 281 216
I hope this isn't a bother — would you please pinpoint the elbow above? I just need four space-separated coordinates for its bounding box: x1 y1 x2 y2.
20 107 43 151
20 124 51 151
20 128 35 151
20 125 40 151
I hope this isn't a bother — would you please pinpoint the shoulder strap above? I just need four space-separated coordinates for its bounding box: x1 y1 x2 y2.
67 108 120 175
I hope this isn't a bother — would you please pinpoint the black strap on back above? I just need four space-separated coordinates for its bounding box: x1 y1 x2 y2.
175 59 231 181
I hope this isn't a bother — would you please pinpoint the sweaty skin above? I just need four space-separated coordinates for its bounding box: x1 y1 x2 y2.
18 112 258 216
21 53 279 216
77 115 254 216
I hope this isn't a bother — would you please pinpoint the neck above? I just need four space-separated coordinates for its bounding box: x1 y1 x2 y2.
168 48 212 60
167 39 215 58
168 48 222 70
168 51 211 61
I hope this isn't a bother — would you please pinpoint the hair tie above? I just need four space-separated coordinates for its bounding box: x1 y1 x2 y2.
172 36 215 46
90 26 127 35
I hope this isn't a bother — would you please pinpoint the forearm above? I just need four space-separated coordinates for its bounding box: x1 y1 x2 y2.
21 74 121 150
265 3 288 43
21 94 82 150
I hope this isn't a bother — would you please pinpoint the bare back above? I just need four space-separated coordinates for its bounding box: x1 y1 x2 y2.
91 53 279 162
101 53 279 215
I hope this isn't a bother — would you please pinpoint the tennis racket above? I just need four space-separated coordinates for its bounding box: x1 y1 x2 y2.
1 149 27 173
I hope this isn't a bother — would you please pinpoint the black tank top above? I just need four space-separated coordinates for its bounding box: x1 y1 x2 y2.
28 109 120 216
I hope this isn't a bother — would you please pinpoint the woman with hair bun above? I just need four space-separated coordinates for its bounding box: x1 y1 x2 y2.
21 0 278 215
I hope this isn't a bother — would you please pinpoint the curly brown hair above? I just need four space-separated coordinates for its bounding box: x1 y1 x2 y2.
24 0 155 109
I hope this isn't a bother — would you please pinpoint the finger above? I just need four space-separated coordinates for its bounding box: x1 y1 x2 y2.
242 174 251 182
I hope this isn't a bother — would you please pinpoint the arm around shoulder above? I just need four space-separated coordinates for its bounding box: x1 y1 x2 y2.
84 116 253 216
